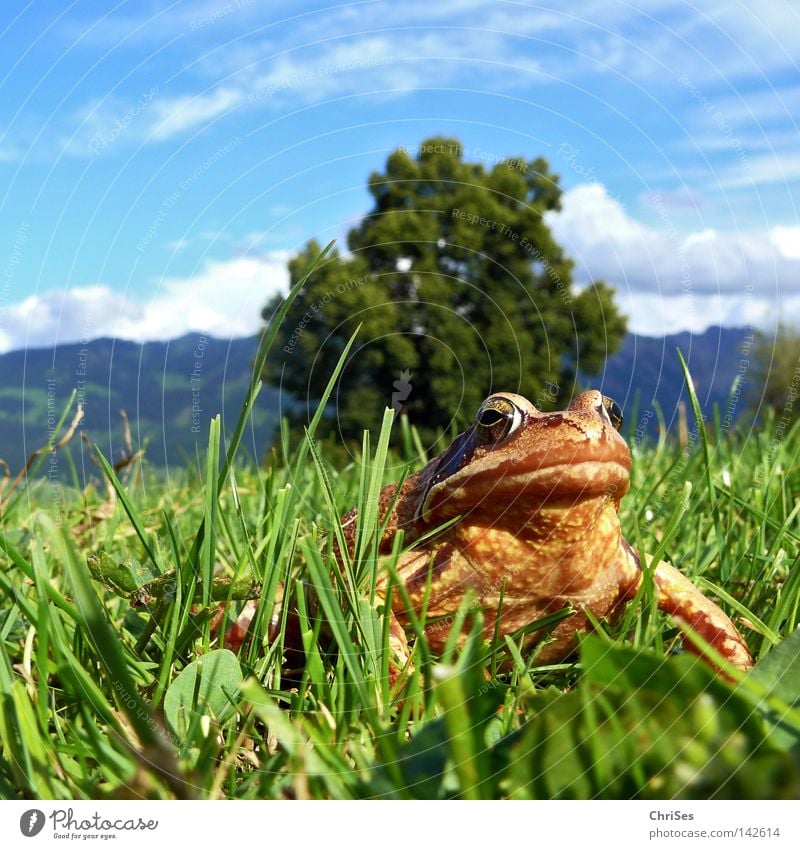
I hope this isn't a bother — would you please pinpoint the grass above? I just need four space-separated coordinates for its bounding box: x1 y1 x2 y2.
1 263 800 799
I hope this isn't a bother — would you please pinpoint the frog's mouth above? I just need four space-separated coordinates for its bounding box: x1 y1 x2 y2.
415 412 631 524
421 460 629 522
415 426 480 521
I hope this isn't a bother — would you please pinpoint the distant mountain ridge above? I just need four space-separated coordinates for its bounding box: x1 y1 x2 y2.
0 326 753 476
0 334 280 478
591 324 753 439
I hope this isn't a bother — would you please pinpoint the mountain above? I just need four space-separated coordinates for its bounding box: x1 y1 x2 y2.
591 325 754 440
0 334 281 479
0 326 754 478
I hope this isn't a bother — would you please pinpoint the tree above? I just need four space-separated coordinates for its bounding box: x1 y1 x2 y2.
749 324 800 424
262 137 627 444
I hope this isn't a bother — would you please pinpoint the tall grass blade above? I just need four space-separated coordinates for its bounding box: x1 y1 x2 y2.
94 448 160 572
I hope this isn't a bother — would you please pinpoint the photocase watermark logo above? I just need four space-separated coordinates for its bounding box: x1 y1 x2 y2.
391 369 413 414
88 85 159 155
19 810 45 837
16 808 160 838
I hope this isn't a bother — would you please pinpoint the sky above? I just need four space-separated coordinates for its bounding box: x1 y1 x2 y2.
0 0 798 353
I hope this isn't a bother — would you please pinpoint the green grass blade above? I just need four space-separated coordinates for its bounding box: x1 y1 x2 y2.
201 416 222 609
180 241 337 576
289 323 362 483
42 515 192 798
677 349 727 578
93 447 160 572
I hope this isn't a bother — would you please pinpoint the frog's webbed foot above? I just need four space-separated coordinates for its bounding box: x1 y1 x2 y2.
626 553 753 672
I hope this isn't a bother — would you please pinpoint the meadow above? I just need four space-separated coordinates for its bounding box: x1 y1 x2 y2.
1 262 799 800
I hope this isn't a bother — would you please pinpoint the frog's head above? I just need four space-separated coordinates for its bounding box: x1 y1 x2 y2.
417 390 630 526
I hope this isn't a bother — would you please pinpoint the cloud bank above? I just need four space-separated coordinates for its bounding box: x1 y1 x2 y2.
1 182 797 353
0 254 289 354
547 183 799 335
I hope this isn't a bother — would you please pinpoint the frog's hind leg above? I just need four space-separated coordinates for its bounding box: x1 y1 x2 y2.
632 554 753 672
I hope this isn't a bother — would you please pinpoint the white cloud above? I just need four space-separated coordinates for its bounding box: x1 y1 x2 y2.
718 152 800 189
60 86 243 157
0 285 134 353
773 226 800 260
237 27 547 113
0 253 289 354
62 27 542 157
148 87 243 141
618 290 791 337
696 1 800 76
1 186 797 350
547 182 799 333
44 0 800 184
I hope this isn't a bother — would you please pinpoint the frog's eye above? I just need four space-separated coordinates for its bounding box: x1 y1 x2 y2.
475 397 523 445
601 396 624 431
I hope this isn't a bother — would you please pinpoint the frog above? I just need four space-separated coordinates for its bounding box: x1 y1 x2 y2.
339 390 753 673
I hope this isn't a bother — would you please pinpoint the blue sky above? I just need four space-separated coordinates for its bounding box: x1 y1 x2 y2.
0 0 798 352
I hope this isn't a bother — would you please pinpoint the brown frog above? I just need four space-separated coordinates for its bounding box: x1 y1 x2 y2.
340 390 753 672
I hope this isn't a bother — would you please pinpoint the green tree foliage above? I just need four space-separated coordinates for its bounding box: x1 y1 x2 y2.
750 324 800 423
262 137 627 442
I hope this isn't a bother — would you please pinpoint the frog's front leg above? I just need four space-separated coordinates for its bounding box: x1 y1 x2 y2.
385 607 412 686
620 548 753 671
